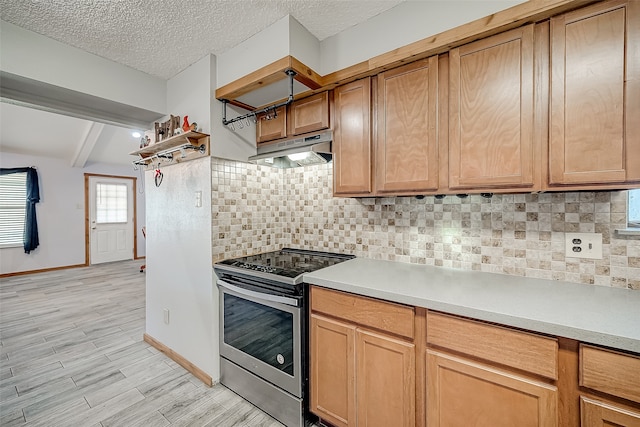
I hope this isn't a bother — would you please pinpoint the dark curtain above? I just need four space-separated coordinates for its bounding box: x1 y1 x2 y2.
0 167 40 253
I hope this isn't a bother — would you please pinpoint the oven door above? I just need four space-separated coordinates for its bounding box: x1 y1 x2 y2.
218 278 302 398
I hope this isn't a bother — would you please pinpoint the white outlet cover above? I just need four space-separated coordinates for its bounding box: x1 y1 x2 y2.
565 233 603 259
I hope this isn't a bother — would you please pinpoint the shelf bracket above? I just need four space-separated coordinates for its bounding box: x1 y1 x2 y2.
221 69 296 127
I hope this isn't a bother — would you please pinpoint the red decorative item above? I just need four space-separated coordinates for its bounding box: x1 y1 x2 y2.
182 116 190 133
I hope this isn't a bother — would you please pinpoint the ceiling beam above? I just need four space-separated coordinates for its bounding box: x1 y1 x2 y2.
71 122 105 168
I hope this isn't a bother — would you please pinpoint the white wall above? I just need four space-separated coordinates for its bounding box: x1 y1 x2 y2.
144 157 215 379
216 15 291 88
0 20 166 113
146 59 217 380
320 0 525 74
167 55 213 135
288 15 321 72
0 152 146 275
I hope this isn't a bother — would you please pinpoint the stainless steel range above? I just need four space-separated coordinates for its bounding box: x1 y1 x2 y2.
214 248 355 427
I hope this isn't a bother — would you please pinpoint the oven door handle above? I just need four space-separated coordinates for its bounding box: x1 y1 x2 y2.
217 279 300 307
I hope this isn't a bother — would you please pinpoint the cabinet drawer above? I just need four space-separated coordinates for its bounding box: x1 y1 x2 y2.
580 344 640 403
426 311 558 380
310 286 414 340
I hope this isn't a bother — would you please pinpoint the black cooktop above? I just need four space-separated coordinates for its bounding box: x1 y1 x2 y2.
217 248 354 278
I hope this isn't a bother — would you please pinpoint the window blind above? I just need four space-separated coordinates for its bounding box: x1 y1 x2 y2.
0 172 27 246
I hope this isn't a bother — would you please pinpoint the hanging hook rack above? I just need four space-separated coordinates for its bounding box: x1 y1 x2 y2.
132 143 206 168
221 69 297 127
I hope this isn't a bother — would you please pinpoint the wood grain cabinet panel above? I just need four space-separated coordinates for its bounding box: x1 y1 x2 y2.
549 0 640 187
310 314 356 427
333 78 373 196
256 106 287 144
309 286 417 427
427 350 558 427
376 57 439 194
356 329 415 427
311 286 414 340
449 25 536 191
288 91 330 136
581 397 640 427
427 311 558 380
580 344 640 404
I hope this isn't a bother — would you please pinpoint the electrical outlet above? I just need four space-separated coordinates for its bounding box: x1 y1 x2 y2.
565 233 602 259
163 308 170 325
195 191 202 208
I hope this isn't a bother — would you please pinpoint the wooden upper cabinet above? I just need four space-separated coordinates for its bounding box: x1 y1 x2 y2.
256 92 330 144
256 106 287 144
376 57 439 194
549 0 640 187
333 78 373 197
289 91 330 136
449 25 537 191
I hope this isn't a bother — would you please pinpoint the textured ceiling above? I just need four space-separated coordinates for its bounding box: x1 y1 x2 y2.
0 0 405 80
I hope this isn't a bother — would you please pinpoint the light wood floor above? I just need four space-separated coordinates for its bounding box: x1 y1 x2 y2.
0 260 284 426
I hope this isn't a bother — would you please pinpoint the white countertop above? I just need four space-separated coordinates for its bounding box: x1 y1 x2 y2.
304 258 640 354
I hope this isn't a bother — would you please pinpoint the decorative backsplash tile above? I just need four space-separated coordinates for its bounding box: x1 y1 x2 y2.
211 157 639 290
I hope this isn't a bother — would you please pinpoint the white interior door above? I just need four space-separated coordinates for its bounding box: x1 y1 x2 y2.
89 176 134 264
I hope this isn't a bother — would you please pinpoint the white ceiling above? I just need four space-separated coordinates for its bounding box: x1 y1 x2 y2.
0 102 143 167
0 0 405 167
0 0 405 80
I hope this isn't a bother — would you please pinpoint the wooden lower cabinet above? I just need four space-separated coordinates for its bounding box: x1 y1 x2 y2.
579 344 640 426
310 314 356 427
356 329 415 427
426 350 558 427
581 397 640 427
309 287 416 427
310 289 640 427
309 313 416 427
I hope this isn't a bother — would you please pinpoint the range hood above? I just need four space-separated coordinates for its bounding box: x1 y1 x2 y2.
249 131 332 169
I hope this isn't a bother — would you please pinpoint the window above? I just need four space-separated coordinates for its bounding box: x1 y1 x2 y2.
629 189 640 228
96 182 128 223
0 172 27 247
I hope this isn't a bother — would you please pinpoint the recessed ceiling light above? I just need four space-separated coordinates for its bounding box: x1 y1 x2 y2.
132 131 142 138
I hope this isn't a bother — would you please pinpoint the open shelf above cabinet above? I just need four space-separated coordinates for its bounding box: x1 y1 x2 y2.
130 131 210 170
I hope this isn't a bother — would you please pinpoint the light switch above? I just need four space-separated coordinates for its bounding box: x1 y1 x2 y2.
195 191 202 208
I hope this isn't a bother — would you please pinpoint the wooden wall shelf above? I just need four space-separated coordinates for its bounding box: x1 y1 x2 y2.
130 131 210 170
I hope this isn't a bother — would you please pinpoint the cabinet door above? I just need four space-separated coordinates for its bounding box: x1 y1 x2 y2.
427 350 557 427
581 397 640 427
289 91 330 136
256 106 287 144
449 25 536 190
376 57 439 194
333 78 373 196
310 314 356 427
549 0 640 186
356 329 415 427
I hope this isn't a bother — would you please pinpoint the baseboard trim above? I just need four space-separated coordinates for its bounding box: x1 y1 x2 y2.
143 333 213 387
0 263 87 278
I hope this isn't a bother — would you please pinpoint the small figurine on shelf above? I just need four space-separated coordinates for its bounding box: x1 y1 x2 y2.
182 116 199 133
138 134 152 148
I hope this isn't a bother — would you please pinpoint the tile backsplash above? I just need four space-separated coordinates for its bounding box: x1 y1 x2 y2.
211 158 639 289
